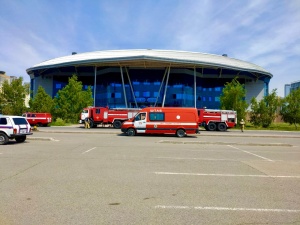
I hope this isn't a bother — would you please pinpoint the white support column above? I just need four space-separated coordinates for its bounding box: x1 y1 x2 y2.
125 67 138 108
194 67 196 108
154 68 168 107
120 66 128 108
162 67 170 107
94 66 97 106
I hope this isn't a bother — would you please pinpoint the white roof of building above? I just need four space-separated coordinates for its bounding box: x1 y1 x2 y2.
26 49 272 77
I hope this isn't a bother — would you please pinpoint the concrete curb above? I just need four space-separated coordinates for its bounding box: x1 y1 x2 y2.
27 137 59 141
32 130 300 139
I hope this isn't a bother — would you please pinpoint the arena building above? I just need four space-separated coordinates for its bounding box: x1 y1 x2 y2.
26 49 272 109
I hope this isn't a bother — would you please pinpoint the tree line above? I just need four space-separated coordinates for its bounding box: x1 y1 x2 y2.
0 75 93 124
220 77 300 129
0 75 299 128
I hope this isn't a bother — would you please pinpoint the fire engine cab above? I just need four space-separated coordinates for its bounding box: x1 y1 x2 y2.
79 107 140 128
121 107 199 137
198 108 237 131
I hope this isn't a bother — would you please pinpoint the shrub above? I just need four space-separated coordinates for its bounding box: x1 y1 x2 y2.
52 118 66 126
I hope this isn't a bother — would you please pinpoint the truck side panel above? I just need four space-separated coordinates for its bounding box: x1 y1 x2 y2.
122 107 199 136
23 113 52 126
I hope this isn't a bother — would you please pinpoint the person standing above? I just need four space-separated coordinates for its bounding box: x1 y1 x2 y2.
240 119 245 132
85 118 90 129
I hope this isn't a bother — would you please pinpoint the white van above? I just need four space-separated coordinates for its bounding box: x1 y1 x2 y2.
121 107 199 137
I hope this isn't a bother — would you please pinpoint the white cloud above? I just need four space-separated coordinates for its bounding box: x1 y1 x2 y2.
0 0 299 96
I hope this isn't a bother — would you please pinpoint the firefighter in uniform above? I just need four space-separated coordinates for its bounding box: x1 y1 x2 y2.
240 119 245 132
85 118 90 129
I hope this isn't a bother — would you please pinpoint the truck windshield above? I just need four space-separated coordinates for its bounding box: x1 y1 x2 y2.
13 118 28 125
82 110 88 113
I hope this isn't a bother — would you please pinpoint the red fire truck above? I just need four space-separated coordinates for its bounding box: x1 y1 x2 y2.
79 107 141 128
22 112 52 127
198 108 237 131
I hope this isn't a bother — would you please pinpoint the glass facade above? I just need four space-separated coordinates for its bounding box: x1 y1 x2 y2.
32 67 267 110
65 68 236 109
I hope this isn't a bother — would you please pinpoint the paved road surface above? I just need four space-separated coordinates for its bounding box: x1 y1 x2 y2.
0 126 299 224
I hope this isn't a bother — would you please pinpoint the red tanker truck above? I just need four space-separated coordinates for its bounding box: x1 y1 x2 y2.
79 107 140 128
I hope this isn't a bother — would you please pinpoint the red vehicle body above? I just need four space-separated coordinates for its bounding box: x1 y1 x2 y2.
22 112 52 127
198 108 237 131
121 107 199 137
80 107 140 128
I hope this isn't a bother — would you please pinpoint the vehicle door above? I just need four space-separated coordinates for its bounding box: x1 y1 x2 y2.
221 112 227 122
134 112 146 133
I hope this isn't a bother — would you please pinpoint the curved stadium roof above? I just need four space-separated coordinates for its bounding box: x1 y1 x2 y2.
26 49 272 78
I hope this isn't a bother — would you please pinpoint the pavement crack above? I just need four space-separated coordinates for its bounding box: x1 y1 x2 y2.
242 161 269 176
0 160 46 184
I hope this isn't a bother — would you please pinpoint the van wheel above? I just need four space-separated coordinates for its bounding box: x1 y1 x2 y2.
15 136 26 143
217 123 227 131
127 128 136 136
113 120 122 129
176 129 186 138
207 123 216 131
0 133 8 145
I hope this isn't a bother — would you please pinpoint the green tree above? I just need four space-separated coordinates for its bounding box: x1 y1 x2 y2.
280 88 300 129
53 75 93 123
250 89 281 128
220 77 248 123
0 77 27 115
29 86 54 113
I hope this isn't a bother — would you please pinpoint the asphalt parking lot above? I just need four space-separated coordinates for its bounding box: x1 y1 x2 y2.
0 126 299 225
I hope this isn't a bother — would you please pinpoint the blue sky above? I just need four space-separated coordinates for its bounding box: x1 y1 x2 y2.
1 0 299 97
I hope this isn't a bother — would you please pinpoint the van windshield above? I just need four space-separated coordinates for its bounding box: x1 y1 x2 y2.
135 113 146 121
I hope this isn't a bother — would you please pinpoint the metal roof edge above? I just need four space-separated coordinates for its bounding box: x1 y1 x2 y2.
26 49 273 77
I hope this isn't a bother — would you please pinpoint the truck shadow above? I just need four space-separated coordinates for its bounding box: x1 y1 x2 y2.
117 133 198 138
4 141 29 145
77 126 114 129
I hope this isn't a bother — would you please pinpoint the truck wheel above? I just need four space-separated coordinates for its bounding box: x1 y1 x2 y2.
15 136 26 143
176 129 186 138
207 123 216 131
0 133 8 145
217 123 227 131
127 128 136 136
113 120 122 129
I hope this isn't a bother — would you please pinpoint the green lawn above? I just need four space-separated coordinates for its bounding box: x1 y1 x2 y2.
239 122 299 131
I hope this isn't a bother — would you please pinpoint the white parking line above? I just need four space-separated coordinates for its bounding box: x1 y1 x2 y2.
82 147 97 154
155 205 300 213
227 145 274 162
155 157 283 162
154 172 300 178
156 157 240 161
